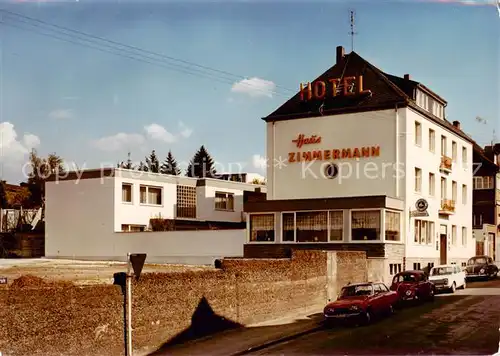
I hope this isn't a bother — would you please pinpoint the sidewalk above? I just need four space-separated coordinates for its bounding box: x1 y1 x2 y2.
153 309 324 356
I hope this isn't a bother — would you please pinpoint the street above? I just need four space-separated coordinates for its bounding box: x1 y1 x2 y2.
246 278 500 355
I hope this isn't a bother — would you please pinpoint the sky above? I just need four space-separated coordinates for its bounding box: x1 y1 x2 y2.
0 0 498 183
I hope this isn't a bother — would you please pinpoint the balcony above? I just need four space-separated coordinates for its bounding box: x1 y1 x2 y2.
439 199 455 215
439 156 452 173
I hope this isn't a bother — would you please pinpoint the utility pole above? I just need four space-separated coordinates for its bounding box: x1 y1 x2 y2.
126 253 133 356
349 10 357 52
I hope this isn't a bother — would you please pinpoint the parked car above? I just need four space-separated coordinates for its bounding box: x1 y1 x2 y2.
390 270 435 303
428 264 466 293
323 282 398 326
465 255 498 280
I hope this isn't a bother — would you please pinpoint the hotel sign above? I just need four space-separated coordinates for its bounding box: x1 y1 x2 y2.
288 134 380 163
299 75 371 101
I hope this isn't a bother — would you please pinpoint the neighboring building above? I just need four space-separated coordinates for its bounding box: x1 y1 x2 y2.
243 46 474 283
45 167 265 234
472 143 500 260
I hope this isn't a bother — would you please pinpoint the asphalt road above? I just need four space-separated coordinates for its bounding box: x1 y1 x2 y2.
248 278 500 355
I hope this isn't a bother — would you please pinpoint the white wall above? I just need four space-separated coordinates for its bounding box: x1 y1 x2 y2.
197 184 245 222
45 229 245 265
45 177 115 256
405 108 474 261
266 109 398 200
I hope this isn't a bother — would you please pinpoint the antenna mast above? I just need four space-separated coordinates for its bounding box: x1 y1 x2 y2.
349 10 357 52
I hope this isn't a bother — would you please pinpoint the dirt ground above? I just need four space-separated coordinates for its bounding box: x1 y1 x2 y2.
0 258 215 285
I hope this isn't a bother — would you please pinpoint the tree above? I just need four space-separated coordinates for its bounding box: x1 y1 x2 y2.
0 181 7 209
118 152 134 169
186 145 217 178
145 150 160 173
137 161 148 172
160 151 181 175
25 149 65 207
251 178 266 185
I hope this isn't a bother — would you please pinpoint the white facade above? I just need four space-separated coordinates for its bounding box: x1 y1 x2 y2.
250 105 474 272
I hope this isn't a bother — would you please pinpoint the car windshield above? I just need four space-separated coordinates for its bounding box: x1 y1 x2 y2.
340 284 373 297
393 273 418 283
468 257 487 265
431 267 454 276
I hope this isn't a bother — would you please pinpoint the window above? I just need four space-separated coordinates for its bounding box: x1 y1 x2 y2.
451 225 457 245
441 177 447 200
414 220 434 245
452 141 457 162
428 129 435 152
441 135 447 156
177 185 196 218
139 185 162 205
122 183 132 203
389 263 402 275
427 97 434 113
462 184 467 204
414 121 422 146
462 147 467 167
282 213 295 242
249 214 275 242
121 224 146 232
296 211 328 242
329 211 343 241
385 211 401 241
415 168 422 192
429 173 435 196
452 181 457 202
474 214 483 227
413 263 421 271
351 210 381 241
473 176 494 190
215 192 234 211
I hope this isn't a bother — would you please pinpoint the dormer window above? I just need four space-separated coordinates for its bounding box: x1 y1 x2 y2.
415 89 445 119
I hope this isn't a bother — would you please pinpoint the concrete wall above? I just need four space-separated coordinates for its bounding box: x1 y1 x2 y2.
0 250 368 356
45 229 246 265
266 109 398 200
405 108 474 262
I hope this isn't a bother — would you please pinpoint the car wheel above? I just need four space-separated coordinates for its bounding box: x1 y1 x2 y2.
450 282 456 293
363 310 372 325
428 288 435 301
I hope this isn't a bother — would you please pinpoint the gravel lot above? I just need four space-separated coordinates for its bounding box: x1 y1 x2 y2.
0 258 215 285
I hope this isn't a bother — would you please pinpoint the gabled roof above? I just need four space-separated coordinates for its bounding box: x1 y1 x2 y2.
263 50 474 144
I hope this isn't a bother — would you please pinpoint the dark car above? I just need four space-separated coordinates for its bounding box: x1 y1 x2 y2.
390 270 435 303
323 282 399 326
465 255 498 280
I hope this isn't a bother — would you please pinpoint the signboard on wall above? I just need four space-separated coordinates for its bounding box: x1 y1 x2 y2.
299 76 371 101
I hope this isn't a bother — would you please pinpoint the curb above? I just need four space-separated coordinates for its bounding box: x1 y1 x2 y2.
230 323 324 356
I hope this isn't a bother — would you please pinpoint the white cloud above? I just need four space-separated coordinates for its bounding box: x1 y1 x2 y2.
252 154 268 170
144 123 177 143
231 77 276 98
91 132 145 152
0 122 41 179
178 121 193 138
49 109 75 120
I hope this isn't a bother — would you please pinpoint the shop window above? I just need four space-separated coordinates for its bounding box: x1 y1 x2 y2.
351 210 381 241
282 213 295 242
329 211 343 241
249 214 275 242
385 211 400 241
296 211 328 242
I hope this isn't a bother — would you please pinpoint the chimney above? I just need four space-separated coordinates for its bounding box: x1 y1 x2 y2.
404 74 410 80
336 46 345 65
452 120 460 130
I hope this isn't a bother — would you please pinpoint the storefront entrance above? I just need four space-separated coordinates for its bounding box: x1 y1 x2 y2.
439 225 447 265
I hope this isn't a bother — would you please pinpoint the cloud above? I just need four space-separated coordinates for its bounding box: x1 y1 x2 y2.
0 122 41 177
252 154 268 170
419 0 496 5
178 121 193 138
49 109 75 120
91 133 145 152
144 123 177 143
231 77 276 98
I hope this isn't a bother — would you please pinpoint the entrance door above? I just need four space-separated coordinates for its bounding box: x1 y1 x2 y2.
476 241 485 256
440 235 447 265
488 233 495 258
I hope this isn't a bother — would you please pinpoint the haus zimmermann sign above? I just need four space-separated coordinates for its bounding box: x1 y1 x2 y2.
288 134 380 163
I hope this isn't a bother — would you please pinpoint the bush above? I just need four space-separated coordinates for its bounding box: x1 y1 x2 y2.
150 218 175 231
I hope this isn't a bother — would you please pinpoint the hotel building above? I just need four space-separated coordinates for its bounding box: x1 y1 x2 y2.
243 46 475 283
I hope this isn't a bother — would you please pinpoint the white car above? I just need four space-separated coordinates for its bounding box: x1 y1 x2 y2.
428 264 466 293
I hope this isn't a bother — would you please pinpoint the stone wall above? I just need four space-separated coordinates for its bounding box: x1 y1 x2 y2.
0 250 367 356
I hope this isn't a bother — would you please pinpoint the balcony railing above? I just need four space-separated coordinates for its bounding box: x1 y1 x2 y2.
439 199 455 214
440 156 452 173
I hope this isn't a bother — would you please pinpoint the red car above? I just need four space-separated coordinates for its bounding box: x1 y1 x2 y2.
390 270 435 303
323 282 399 326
